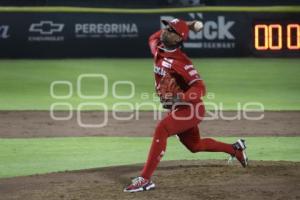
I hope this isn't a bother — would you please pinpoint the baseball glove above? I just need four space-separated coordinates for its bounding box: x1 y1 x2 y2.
157 72 183 109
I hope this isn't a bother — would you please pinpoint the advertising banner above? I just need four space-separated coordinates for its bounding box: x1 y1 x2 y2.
0 11 299 58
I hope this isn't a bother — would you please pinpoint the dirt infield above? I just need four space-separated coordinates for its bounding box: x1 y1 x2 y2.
1 160 299 200
1 111 299 200
0 111 300 138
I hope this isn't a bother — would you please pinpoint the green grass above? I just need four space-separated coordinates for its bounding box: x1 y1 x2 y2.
0 136 299 178
0 58 299 110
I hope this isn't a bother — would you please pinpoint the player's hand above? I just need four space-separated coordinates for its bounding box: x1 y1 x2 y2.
187 20 204 32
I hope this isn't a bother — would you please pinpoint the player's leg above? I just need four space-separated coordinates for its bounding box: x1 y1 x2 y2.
140 106 201 180
124 106 200 192
178 126 248 167
177 126 235 154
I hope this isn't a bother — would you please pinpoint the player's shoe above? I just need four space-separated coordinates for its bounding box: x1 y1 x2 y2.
229 139 248 167
123 176 155 193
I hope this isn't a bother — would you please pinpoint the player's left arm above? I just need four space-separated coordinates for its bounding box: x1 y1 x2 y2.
179 80 206 103
173 62 206 103
157 67 205 108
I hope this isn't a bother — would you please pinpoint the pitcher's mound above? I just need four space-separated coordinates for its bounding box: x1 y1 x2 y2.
1 160 299 200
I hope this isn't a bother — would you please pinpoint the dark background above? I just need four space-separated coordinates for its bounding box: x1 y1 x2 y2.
0 0 300 7
0 12 299 58
0 0 299 58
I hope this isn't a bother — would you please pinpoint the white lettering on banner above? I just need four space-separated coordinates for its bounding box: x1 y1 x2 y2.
29 21 64 35
28 21 65 42
28 36 64 42
204 21 218 40
188 13 235 40
0 25 9 39
184 42 235 48
75 23 139 38
218 16 235 39
160 13 236 49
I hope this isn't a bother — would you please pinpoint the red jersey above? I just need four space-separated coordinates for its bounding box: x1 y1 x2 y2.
149 30 204 95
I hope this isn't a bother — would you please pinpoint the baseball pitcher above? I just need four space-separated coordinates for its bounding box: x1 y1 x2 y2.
124 18 248 193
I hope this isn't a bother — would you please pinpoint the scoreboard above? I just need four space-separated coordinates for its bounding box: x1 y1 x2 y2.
249 13 300 57
254 23 299 51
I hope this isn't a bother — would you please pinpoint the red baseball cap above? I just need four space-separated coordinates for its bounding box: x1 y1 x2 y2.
161 18 189 41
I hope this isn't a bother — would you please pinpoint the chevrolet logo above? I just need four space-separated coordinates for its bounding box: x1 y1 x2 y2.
29 21 64 35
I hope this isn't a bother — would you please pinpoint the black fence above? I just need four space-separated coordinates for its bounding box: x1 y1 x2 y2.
0 10 299 58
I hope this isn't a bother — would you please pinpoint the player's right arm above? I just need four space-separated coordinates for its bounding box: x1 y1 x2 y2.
148 30 162 56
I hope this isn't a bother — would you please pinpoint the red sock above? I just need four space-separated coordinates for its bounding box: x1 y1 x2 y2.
141 123 169 180
197 138 235 155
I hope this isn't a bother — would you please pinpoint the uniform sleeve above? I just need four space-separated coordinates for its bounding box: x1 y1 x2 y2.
181 80 206 103
171 62 206 103
148 30 162 56
172 62 202 86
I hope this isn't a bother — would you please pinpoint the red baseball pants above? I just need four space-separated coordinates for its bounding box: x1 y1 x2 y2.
141 103 235 179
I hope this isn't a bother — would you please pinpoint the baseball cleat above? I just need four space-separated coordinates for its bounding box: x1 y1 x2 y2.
123 176 155 193
230 139 248 167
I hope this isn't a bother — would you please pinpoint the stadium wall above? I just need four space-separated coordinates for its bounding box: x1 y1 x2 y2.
0 6 299 58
